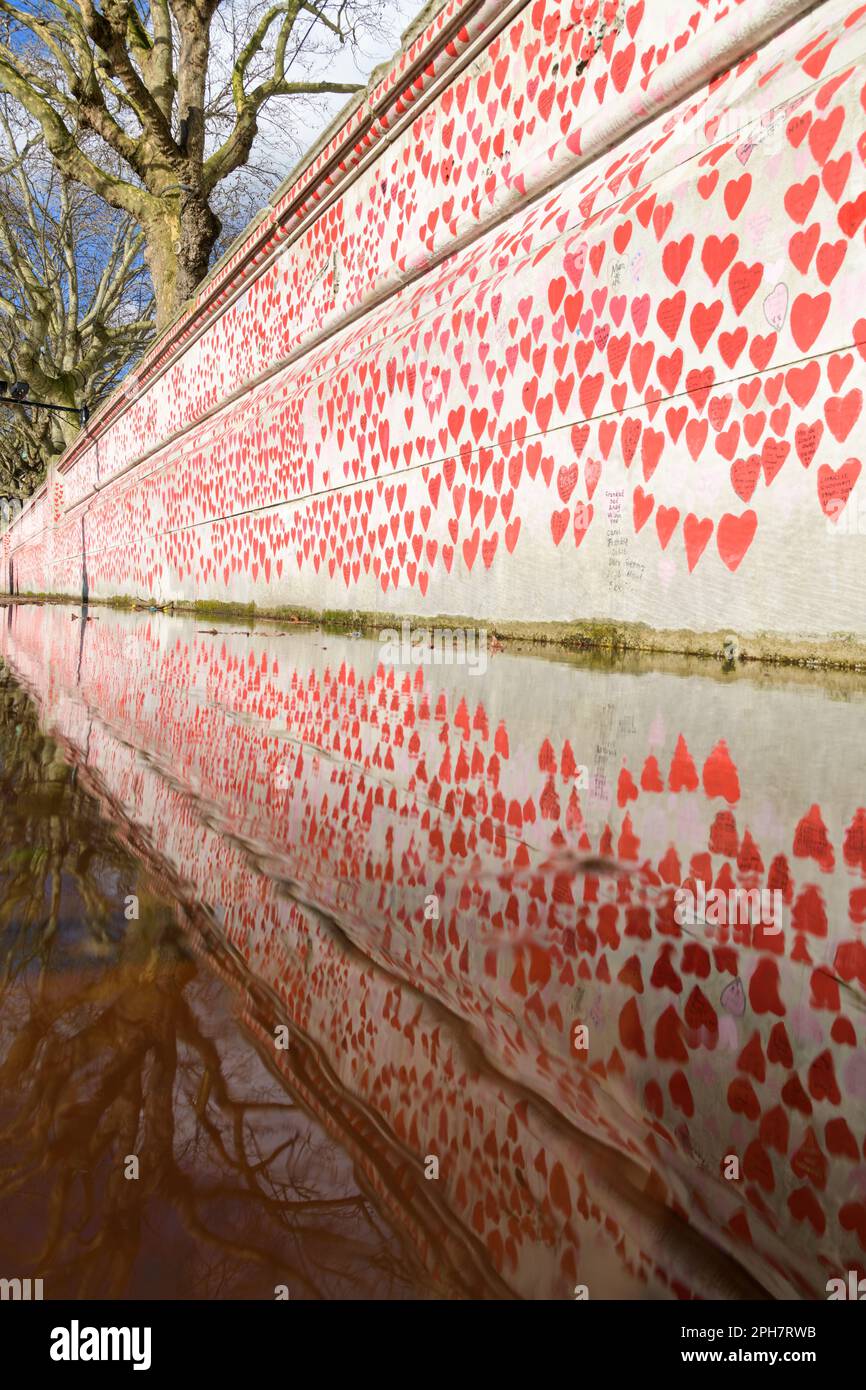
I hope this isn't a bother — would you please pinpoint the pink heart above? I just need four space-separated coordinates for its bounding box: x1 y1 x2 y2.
720 978 746 1017
763 282 788 332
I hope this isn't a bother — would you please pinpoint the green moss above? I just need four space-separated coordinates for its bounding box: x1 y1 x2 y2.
182 599 256 619
320 608 364 632
5 592 866 672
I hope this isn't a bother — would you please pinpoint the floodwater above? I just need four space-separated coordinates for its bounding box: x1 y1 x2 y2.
0 601 864 1301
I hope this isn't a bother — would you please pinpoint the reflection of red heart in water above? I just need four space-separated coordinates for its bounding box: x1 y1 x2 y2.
684 985 717 1036
702 741 740 803
668 1070 693 1116
843 809 866 872
617 766 639 807
618 996 647 1057
825 1118 859 1159
788 1186 825 1234
651 945 682 993
749 958 784 1016
781 1072 812 1115
808 1050 840 1104
617 954 644 994
727 1076 760 1120
791 1128 828 1189
743 1139 775 1192
710 810 739 857
767 1021 794 1068
793 804 835 871
640 755 664 793
840 1203 866 1249
654 1005 688 1061
644 1079 663 1118
760 1104 789 1155
737 1032 765 1082
668 734 698 792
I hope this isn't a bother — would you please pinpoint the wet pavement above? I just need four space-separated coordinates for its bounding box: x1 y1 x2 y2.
0 600 864 1300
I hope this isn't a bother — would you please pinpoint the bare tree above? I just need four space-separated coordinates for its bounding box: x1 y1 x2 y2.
0 412 50 501
0 1 401 327
0 99 155 478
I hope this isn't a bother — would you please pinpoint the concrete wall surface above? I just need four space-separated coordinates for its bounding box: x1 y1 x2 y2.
4 0 866 650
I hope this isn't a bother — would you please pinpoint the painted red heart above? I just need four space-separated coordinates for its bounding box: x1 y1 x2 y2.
818 458 861 519
717 510 757 571
790 291 831 351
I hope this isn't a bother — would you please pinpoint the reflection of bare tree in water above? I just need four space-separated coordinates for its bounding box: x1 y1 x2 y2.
0 667 430 1299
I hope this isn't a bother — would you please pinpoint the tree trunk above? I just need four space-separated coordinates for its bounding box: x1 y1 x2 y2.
144 194 221 330
175 193 221 312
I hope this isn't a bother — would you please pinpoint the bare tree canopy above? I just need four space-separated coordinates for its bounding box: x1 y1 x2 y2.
0 97 154 494
0 0 401 327
0 415 47 500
